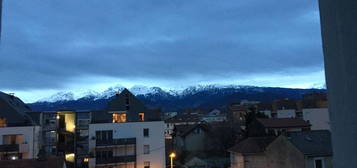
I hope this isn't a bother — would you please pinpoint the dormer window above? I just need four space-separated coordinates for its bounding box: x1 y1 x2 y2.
139 113 145 121
112 113 126 123
0 117 7 127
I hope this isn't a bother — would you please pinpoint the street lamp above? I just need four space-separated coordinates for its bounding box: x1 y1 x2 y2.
169 152 176 168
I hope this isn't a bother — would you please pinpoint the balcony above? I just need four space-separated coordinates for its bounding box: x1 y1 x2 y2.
0 144 19 152
96 138 136 147
96 155 136 165
19 144 29 153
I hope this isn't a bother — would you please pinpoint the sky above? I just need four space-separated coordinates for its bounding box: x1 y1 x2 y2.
0 0 325 103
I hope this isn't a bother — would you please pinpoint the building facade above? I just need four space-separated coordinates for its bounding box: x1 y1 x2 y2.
88 121 165 168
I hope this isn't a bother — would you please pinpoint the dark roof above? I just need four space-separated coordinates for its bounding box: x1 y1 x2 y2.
0 157 65 168
165 113 201 123
273 99 298 110
0 91 34 126
174 124 210 137
107 89 147 112
288 130 332 156
228 137 276 154
257 118 310 128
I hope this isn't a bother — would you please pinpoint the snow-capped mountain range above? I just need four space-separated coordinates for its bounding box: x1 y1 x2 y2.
29 84 326 112
37 84 256 103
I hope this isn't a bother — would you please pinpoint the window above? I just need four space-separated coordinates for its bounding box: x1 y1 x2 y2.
139 113 145 121
96 130 113 141
296 111 303 119
3 135 23 144
144 161 150 168
144 145 150 154
113 113 127 123
143 128 149 137
314 158 324 168
0 117 7 127
194 128 201 134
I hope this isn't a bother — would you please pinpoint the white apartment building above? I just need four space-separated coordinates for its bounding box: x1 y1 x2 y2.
0 126 41 160
88 121 166 168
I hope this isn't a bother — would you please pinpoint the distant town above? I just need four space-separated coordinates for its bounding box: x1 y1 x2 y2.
0 88 331 168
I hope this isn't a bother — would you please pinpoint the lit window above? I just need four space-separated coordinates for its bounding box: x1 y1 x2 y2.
144 161 150 168
0 117 7 127
139 113 145 121
144 145 150 154
113 113 126 123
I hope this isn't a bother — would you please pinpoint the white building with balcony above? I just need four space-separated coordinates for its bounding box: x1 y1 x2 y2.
0 126 41 160
88 121 165 168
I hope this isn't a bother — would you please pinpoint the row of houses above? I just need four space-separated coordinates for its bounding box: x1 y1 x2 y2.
0 89 166 168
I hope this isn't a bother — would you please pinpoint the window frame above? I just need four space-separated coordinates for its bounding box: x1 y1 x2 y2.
143 128 149 137
314 157 325 168
143 145 150 154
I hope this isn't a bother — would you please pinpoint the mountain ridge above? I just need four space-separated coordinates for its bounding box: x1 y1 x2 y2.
28 85 326 112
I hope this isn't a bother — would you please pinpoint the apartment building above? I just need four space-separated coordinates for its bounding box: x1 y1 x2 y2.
88 121 165 168
0 92 41 160
87 89 165 168
27 110 93 168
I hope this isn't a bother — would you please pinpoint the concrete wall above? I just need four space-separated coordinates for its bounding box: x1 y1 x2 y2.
303 108 330 130
244 154 267 168
230 152 244 168
277 109 296 118
265 136 305 168
88 121 166 168
0 126 41 159
319 0 357 167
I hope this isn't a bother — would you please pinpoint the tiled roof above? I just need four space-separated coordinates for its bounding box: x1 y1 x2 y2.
228 137 276 154
257 118 310 128
288 130 332 156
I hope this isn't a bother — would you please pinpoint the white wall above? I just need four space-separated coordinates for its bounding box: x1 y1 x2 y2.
0 126 40 159
277 110 296 118
303 108 330 130
89 121 166 168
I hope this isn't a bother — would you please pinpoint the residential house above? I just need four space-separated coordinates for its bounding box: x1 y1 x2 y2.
173 124 211 155
266 130 333 168
201 109 227 123
229 130 333 168
247 118 311 137
228 137 276 168
164 113 202 139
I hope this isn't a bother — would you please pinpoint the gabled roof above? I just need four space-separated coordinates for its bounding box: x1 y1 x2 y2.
257 118 310 128
0 91 33 126
107 89 147 112
228 137 276 154
288 130 332 156
174 124 210 137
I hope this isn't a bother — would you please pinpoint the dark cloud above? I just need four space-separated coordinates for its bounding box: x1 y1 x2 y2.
0 0 323 90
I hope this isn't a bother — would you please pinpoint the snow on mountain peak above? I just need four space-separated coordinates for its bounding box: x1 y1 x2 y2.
36 84 261 103
38 91 75 103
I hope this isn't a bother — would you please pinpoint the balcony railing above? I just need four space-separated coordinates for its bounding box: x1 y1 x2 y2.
96 155 136 165
96 138 136 146
0 144 19 152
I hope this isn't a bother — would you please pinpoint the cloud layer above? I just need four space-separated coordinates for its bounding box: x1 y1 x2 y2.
0 0 323 90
